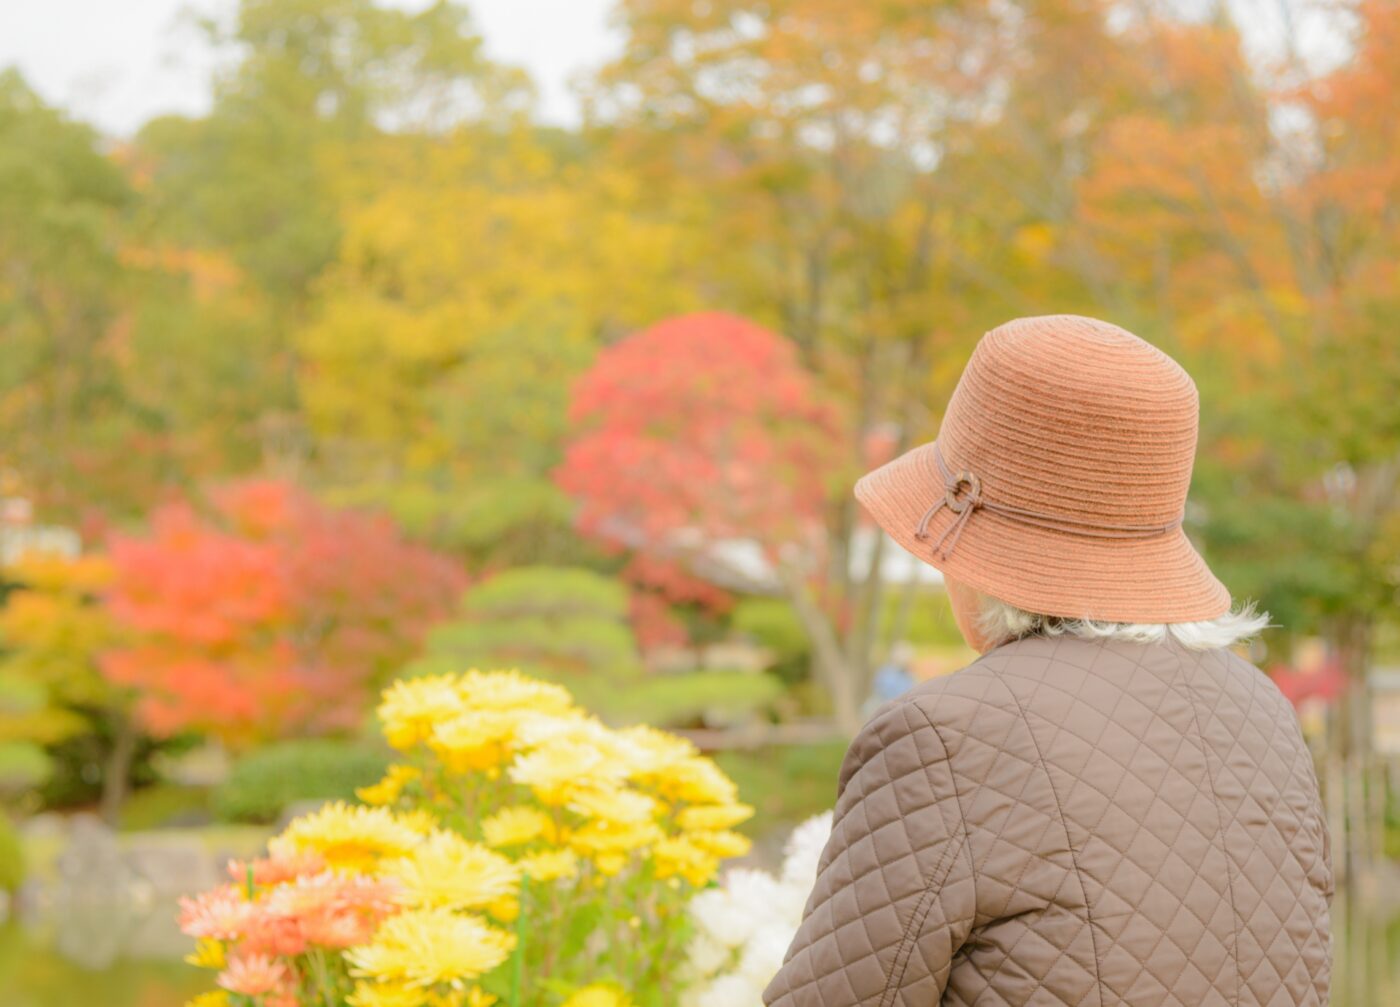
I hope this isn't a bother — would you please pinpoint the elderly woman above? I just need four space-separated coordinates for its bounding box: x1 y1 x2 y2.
763 316 1333 1006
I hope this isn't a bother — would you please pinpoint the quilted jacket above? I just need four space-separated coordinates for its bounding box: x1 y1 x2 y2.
763 635 1333 1006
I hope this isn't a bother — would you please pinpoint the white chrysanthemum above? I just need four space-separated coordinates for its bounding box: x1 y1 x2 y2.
693 973 764 1007
682 812 835 1007
780 811 831 889
684 932 736 978
716 868 790 936
738 927 793 987
690 887 757 949
769 883 811 927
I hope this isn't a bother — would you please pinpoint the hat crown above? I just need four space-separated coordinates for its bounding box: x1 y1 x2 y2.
937 315 1199 527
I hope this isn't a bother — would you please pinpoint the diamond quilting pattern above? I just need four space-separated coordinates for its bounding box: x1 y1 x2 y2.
763 637 1332 1006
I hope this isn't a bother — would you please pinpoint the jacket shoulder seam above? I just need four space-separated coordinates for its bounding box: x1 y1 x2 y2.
989 666 1107 1007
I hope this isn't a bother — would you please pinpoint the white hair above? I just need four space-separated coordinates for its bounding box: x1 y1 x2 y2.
975 595 1271 651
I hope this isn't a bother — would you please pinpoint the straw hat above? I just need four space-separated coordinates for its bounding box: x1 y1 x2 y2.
855 314 1230 623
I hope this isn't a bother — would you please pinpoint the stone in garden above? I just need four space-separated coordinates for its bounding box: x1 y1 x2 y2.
124 837 222 901
51 815 134 969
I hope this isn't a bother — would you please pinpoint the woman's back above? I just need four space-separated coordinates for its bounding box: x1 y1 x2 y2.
763 635 1333 1006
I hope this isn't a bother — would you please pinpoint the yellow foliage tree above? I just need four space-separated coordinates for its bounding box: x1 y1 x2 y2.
0 552 136 819
298 130 707 561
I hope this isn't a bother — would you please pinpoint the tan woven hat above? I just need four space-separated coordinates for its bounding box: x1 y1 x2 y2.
855 314 1230 623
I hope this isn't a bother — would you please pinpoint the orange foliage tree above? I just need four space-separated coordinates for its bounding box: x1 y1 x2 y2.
101 481 465 746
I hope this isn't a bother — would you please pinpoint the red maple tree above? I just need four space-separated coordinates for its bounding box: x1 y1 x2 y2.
556 312 844 564
101 480 465 744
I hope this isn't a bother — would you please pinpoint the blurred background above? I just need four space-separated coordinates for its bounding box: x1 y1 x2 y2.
0 0 1397 1003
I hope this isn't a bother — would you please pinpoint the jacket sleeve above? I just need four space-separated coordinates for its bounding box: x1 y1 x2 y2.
1310 751 1335 905
1317 776 1334 905
763 697 975 1007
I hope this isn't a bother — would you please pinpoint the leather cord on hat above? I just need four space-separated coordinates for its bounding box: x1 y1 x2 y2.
914 443 1185 559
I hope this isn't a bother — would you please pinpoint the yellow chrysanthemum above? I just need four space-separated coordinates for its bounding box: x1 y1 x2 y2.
684 829 753 858
561 984 634 1007
348 981 427 1007
517 848 578 882
486 894 518 923
357 765 422 806
651 756 738 805
347 907 516 986
593 851 628 876
481 805 553 848
567 786 658 825
614 725 697 776
430 709 528 773
677 802 754 831
569 819 663 856
511 710 614 752
378 675 468 750
396 809 441 834
356 780 399 807
271 802 423 873
424 989 496 1007
510 739 630 805
184 938 226 970
456 669 575 715
386 830 520 910
185 992 231 1007
652 835 719 887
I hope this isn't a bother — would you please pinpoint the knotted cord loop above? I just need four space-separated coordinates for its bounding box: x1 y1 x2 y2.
913 443 1185 560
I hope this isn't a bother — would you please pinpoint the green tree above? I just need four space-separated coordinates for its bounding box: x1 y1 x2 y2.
135 0 526 308
0 71 137 518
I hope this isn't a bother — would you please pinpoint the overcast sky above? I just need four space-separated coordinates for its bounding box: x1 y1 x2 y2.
0 1 1349 139
0 0 619 137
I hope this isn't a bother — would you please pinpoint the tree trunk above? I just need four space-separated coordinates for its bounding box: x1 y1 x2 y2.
886 574 921 657
1331 612 1375 893
843 528 888 707
99 713 138 826
779 563 862 734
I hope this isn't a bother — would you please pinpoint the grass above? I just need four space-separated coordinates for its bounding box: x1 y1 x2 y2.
716 740 849 840
119 784 211 831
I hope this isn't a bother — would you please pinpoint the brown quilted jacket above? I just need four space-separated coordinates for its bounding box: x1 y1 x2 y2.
764 636 1334 1006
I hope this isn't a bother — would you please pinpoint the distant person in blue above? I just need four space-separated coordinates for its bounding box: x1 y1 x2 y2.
863 640 915 718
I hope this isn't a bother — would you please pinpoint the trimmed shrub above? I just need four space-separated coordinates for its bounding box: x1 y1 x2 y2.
731 597 811 683
0 742 53 796
611 670 784 726
213 739 389 824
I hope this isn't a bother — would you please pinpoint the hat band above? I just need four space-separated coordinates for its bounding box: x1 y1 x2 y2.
914 443 1185 560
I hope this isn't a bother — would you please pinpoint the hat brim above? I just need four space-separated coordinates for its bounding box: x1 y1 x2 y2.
854 442 1231 624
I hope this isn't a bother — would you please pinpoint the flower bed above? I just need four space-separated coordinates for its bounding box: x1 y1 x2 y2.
178 670 755 1007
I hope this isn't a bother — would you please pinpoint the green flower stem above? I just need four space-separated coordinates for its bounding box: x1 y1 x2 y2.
513 873 530 1006
544 877 560 977
306 947 338 1007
